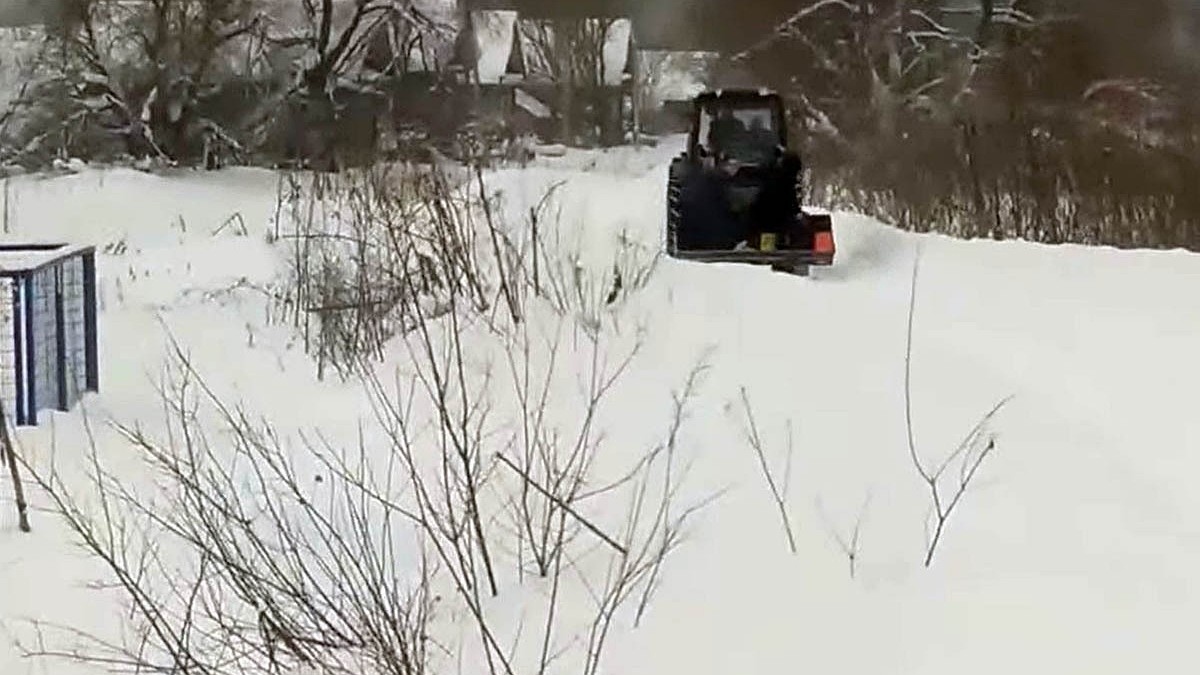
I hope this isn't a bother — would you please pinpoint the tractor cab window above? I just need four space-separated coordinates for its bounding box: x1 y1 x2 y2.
699 103 780 165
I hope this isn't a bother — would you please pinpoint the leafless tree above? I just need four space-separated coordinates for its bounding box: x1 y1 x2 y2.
517 17 623 145
274 0 440 100
37 0 266 162
264 0 452 167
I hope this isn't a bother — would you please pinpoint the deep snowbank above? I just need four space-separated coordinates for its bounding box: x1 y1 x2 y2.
2 142 1199 674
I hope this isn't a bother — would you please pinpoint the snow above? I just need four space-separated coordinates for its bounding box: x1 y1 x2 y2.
2 140 1200 675
471 10 519 85
639 49 718 104
514 87 552 118
600 19 633 86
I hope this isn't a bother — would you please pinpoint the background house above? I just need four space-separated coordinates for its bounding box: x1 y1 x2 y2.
450 4 636 146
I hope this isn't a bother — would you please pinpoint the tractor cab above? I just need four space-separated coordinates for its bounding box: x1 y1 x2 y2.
691 90 789 167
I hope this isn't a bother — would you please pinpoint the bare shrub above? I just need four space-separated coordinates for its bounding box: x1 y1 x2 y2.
356 341 710 675
903 249 1012 567
272 161 497 380
22 345 438 675
347 238 707 675
273 158 662 379
25 297 706 675
25 154 698 675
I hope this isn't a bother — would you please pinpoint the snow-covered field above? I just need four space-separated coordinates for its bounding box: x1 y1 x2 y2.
2 137 1200 675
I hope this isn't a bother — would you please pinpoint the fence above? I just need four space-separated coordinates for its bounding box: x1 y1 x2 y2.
0 243 98 426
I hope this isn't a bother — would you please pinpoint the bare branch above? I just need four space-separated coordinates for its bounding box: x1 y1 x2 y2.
815 492 871 579
738 387 799 555
494 452 625 556
904 246 1013 567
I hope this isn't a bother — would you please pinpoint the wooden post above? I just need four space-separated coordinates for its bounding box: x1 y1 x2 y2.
83 250 99 393
631 37 641 145
54 265 67 411
1 399 30 532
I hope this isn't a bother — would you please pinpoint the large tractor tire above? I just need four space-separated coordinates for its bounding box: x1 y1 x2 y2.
666 159 684 256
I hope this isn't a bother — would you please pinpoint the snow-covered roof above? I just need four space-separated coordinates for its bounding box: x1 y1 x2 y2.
598 18 633 86
470 10 520 84
0 243 94 274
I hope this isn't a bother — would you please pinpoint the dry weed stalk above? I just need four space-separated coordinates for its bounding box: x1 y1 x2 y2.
23 340 438 675
738 388 799 555
904 249 1012 567
27 148 692 675
815 492 871 579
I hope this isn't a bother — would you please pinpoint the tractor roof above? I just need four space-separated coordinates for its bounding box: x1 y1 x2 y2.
695 88 782 105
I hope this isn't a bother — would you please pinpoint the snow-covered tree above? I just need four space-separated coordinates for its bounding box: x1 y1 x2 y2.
29 0 266 162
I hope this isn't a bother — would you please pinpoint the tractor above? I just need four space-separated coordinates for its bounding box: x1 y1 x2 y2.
665 89 835 276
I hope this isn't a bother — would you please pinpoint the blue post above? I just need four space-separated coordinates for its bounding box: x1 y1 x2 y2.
11 276 24 426
54 265 67 411
23 274 35 425
82 251 98 392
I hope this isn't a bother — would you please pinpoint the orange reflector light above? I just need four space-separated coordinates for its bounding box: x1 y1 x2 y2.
814 231 835 255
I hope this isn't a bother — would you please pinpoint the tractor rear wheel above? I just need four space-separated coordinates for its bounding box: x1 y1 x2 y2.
666 165 683 256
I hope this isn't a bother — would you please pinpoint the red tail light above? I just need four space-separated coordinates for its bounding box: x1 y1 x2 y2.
813 230 835 255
